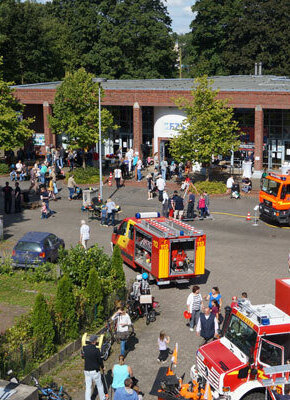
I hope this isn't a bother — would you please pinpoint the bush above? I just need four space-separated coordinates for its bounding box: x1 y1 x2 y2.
193 181 227 195
31 294 55 358
68 167 99 184
0 163 9 175
24 263 57 283
59 244 111 287
54 275 78 342
85 268 104 326
111 245 125 292
0 257 14 275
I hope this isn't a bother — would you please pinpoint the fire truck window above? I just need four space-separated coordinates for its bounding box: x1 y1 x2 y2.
261 334 290 363
170 240 195 275
260 340 283 367
128 225 134 240
135 230 152 271
225 314 257 358
261 178 280 196
119 222 128 236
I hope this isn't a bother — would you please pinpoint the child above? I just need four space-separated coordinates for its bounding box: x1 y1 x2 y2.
100 204 107 226
41 202 48 219
198 194 206 219
48 177 55 200
157 331 170 363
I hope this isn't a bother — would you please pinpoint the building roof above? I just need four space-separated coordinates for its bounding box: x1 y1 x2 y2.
12 75 290 93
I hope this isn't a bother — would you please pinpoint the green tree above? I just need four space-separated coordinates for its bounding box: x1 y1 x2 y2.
94 0 176 79
169 76 239 179
31 293 55 357
54 275 78 341
111 245 125 292
189 0 242 76
86 268 104 325
49 68 117 165
0 57 34 150
0 0 65 84
223 0 290 75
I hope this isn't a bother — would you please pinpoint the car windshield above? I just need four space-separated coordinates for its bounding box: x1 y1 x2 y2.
225 314 257 358
261 178 280 197
15 241 42 252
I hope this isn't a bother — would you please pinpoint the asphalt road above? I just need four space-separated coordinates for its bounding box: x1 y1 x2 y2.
1 178 289 399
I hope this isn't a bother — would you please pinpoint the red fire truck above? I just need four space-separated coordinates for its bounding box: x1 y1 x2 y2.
111 212 206 285
193 278 290 399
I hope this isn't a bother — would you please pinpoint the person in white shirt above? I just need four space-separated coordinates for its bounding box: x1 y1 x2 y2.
114 166 122 189
187 285 203 332
226 176 235 194
112 307 132 356
162 190 169 217
80 220 90 250
196 307 219 347
156 176 165 201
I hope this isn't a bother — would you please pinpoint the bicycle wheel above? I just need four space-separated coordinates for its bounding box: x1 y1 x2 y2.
60 391 71 400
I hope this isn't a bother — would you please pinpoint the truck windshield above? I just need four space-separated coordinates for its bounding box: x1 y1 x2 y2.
261 178 280 197
225 314 257 358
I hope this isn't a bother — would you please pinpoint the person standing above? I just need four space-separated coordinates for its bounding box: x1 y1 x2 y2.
2 182 13 214
40 186 53 214
136 158 142 182
146 174 153 200
196 307 219 346
29 164 39 193
106 198 117 226
112 355 133 391
187 192 195 219
14 182 21 213
83 334 106 400
80 220 90 250
198 194 206 220
115 165 122 189
172 191 184 219
156 175 165 202
112 307 132 357
187 285 203 332
67 174 76 200
160 158 168 181
204 287 222 309
226 176 234 194
162 190 169 217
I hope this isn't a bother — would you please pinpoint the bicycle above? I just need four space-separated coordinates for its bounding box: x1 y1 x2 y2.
31 376 71 400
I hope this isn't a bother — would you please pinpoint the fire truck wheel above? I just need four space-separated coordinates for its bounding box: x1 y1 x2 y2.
242 392 265 400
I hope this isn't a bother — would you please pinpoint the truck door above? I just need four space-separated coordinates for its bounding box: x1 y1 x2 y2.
115 221 134 265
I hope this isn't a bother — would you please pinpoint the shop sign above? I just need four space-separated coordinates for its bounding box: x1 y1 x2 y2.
33 133 45 146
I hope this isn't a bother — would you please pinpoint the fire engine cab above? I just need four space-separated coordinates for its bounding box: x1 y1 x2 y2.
259 172 290 225
194 279 290 399
111 212 206 285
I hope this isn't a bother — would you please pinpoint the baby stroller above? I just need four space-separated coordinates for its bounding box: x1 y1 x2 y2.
231 183 240 199
73 186 83 200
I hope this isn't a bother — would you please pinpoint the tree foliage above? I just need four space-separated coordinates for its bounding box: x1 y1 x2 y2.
49 68 117 152
111 245 125 291
54 275 78 341
0 57 34 150
169 76 239 176
86 268 104 325
31 293 55 357
188 0 290 76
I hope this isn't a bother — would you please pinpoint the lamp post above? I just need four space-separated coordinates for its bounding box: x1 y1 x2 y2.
95 77 107 201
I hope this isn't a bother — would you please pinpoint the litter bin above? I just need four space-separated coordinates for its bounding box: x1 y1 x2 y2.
82 189 97 207
242 161 252 178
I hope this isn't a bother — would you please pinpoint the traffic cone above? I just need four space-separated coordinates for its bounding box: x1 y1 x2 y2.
98 193 101 203
108 172 113 187
246 212 251 221
204 382 213 400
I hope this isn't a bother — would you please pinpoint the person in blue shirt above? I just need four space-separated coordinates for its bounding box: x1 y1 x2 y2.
114 378 138 400
112 355 133 391
204 287 222 309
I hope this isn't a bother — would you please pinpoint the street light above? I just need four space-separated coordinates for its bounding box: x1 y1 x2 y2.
95 77 107 201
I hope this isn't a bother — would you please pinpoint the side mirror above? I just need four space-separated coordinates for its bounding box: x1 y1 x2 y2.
281 187 286 200
113 227 118 234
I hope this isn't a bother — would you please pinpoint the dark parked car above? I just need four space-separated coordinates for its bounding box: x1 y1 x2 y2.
12 232 65 267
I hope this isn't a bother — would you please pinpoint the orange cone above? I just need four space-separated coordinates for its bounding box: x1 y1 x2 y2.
98 193 101 203
246 212 251 221
204 382 213 400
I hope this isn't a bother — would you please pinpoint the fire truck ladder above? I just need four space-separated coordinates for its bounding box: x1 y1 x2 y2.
260 365 290 400
139 220 171 238
159 220 199 237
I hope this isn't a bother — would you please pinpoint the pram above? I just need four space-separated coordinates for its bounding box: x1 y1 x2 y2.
231 183 240 199
73 186 82 199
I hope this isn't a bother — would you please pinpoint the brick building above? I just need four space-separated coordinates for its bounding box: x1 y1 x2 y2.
13 75 290 174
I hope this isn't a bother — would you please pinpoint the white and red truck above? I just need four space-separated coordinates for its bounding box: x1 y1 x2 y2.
192 278 290 399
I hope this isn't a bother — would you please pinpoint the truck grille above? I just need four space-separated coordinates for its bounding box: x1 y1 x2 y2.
196 352 220 391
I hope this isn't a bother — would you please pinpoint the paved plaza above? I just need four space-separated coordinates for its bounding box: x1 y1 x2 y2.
0 177 289 399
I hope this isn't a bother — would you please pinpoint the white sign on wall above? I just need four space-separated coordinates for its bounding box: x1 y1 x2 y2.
154 107 186 152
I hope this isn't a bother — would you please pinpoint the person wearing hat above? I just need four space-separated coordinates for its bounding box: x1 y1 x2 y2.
83 334 106 400
80 220 90 250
